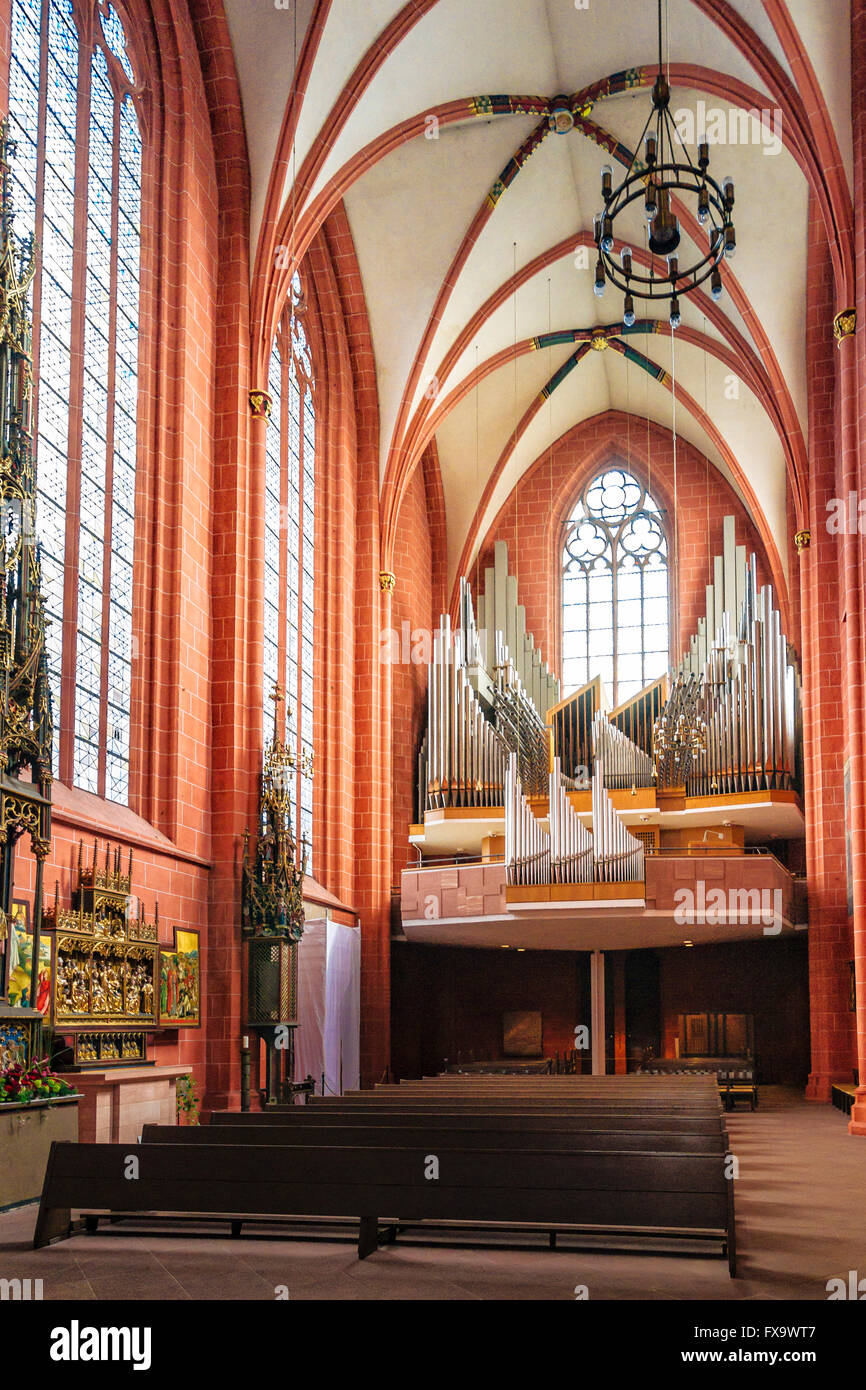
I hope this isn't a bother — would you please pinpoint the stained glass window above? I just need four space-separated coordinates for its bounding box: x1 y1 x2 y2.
9 0 142 803
562 467 669 706
264 275 315 867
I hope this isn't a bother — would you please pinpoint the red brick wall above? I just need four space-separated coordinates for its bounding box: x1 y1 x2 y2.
476 412 773 680
390 462 434 883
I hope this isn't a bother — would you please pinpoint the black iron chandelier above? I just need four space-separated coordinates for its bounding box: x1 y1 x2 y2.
593 0 736 329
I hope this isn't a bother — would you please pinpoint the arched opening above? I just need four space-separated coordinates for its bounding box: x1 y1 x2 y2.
562 465 669 705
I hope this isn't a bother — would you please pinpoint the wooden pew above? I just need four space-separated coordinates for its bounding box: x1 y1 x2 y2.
304 1098 722 1114
209 1109 727 1134
636 1059 758 1111
142 1122 730 1154
33 1138 736 1273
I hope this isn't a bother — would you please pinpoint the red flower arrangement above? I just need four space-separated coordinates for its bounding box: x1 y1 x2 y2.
0 1059 76 1105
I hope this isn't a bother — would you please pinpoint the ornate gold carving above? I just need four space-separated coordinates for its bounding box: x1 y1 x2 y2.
242 684 307 941
591 332 608 352
74 1030 147 1067
794 529 811 554
249 389 273 421
379 571 396 593
48 839 160 1028
0 120 53 865
834 308 856 344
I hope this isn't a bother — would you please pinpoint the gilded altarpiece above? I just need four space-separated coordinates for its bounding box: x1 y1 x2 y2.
44 842 158 1066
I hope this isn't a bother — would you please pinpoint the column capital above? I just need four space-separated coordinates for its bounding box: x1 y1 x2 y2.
379 571 396 593
794 529 811 554
248 389 273 421
834 308 857 345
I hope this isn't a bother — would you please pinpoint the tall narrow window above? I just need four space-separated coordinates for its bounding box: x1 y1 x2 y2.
263 275 315 866
9 0 141 802
562 467 669 705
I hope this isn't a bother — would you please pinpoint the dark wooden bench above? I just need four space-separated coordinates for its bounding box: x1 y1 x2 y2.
33 1138 736 1273
305 1098 723 1114
210 1109 727 1134
636 1059 757 1111
143 1122 730 1154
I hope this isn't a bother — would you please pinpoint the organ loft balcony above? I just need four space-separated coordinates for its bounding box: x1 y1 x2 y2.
402 776 805 950
400 837 804 952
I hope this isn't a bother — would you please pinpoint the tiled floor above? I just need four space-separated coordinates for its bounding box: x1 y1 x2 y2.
1 1089 864 1300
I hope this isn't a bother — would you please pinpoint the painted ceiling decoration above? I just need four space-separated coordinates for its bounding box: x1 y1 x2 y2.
223 0 853 614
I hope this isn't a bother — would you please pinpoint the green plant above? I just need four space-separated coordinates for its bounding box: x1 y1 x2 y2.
175 1073 200 1126
0 1060 76 1105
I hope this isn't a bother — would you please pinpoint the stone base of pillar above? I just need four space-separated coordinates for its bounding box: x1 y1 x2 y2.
202 1087 243 1116
805 1071 851 1102
848 1088 866 1135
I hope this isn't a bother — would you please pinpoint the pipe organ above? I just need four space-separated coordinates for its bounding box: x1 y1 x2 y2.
590 762 646 883
418 517 800 867
505 751 645 887
656 517 801 795
592 710 654 791
476 541 559 715
505 753 550 886
422 613 508 811
548 755 593 884
419 545 558 814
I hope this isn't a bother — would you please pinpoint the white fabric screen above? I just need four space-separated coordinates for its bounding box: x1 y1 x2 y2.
293 919 327 1088
325 922 361 1094
294 919 360 1094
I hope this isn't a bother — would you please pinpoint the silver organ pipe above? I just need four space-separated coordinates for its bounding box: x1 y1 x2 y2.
505 752 550 886
421 543 560 814
591 761 645 883
663 520 801 798
548 755 593 884
591 710 654 790
425 613 508 811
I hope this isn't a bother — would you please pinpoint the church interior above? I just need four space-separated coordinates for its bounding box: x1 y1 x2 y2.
1 0 866 1321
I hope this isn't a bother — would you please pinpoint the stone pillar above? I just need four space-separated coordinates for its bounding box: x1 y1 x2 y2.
613 951 627 1074
590 950 606 1075
803 201 854 1101
848 0 866 1133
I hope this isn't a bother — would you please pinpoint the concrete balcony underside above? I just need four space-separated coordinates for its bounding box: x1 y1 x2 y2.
399 854 803 951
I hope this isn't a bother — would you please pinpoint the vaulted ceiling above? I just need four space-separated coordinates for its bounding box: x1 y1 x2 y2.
223 0 854 603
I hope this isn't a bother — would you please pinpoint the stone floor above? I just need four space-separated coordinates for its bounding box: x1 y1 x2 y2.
1 1088 864 1300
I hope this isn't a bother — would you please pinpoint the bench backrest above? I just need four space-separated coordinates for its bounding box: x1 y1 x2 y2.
209 1109 726 1132
37 1140 730 1235
142 1123 728 1154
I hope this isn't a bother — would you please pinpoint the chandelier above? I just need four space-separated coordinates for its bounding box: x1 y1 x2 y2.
593 0 736 329
652 673 706 788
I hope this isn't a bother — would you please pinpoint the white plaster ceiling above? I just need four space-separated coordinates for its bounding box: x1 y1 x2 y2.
224 0 852 602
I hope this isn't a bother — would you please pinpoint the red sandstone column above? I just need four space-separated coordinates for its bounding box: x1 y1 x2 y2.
848 0 866 1133
803 202 854 1100
356 568 393 1086
613 952 627 1074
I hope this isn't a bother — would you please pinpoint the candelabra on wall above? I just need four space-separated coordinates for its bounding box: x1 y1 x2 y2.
241 685 314 1106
